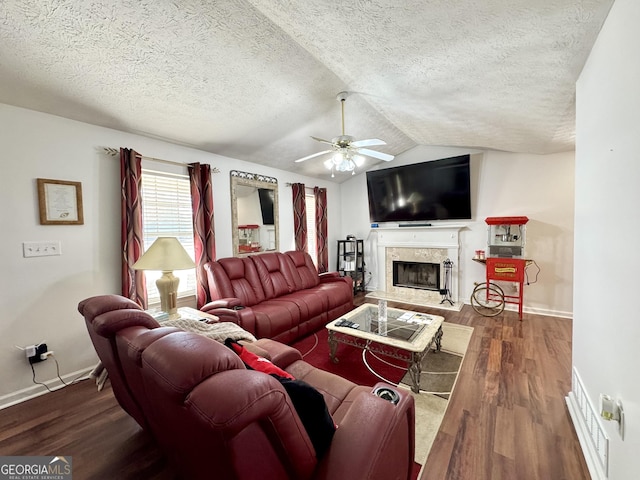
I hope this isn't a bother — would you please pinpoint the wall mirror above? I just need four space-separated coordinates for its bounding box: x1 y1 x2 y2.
230 170 279 256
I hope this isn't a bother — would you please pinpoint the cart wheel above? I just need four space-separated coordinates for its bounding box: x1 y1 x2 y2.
471 282 505 317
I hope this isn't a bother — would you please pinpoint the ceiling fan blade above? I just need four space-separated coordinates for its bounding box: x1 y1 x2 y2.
357 148 395 161
294 150 333 163
311 136 335 146
351 138 387 148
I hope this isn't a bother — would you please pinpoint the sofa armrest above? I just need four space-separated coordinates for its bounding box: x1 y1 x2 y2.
314 383 415 480
251 338 303 368
318 271 340 280
319 273 354 289
198 307 257 336
201 297 242 310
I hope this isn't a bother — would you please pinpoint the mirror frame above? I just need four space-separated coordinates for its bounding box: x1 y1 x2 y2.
230 170 279 257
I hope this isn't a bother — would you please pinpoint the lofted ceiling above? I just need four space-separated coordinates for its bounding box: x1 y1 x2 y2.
0 0 614 182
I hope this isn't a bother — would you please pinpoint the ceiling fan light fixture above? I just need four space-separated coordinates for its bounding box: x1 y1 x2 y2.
335 157 355 172
296 91 393 176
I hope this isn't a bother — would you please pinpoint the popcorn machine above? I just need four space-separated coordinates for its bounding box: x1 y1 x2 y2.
473 216 531 319
486 216 528 258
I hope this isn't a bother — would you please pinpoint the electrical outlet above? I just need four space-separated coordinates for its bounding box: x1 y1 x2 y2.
25 345 36 359
40 351 54 360
27 343 48 364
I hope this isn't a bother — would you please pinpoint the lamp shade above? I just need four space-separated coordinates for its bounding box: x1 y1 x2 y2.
132 237 195 271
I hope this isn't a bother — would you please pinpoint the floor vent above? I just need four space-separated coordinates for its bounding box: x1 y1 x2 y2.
566 367 608 479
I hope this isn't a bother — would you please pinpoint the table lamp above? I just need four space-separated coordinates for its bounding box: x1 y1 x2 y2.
132 237 195 319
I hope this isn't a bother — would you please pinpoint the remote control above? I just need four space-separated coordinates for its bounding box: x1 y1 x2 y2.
336 319 359 328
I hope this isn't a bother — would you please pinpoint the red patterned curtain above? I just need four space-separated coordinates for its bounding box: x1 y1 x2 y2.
120 148 147 308
188 163 216 308
314 186 328 273
291 183 307 251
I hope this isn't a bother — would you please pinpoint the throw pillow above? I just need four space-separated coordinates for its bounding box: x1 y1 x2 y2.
224 339 294 380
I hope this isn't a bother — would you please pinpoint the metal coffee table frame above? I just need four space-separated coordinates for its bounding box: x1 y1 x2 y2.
327 304 444 393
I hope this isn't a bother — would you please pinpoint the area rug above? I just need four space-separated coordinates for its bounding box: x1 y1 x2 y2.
290 322 474 466
291 328 408 387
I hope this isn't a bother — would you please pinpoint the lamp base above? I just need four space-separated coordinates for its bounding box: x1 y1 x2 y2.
156 271 180 319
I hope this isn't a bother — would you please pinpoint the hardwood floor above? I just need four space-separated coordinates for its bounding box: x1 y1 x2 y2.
0 379 175 479
364 299 591 480
0 295 590 480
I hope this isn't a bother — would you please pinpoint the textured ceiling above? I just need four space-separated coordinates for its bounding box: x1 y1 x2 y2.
0 0 613 182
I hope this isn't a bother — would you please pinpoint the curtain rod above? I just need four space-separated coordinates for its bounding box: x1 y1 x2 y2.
286 183 323 189
103 147 220 173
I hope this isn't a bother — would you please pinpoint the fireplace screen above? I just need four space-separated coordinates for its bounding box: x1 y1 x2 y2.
392 261 441 291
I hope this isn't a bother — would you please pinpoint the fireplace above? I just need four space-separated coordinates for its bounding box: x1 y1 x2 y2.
369 224 464 311
392 261 440 291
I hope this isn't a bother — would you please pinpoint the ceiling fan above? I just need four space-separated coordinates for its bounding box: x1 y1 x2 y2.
294 92 394 176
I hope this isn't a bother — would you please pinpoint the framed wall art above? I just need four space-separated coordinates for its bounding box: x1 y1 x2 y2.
37 178 84 225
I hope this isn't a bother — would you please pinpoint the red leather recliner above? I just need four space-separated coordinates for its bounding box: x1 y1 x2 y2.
79 295 415 480
78 294 179 429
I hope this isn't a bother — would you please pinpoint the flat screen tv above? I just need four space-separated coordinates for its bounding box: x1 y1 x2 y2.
258 188 275 225
366 154 471 223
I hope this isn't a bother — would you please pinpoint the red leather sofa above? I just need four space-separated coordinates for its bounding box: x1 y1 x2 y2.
79 295 416 480
201 250 354 344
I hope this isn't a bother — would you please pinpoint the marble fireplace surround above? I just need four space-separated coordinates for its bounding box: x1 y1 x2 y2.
366 225 465 312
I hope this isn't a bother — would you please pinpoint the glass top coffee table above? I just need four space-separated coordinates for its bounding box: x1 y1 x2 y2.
326 303 444 393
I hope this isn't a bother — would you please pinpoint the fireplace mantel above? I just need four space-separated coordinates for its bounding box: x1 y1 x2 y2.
368 224 465 311
375 224 466 249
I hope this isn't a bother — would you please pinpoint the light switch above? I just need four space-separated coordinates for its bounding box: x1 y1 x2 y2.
23 241 62 258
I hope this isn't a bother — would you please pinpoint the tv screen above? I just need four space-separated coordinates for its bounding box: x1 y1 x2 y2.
258 188 275 225
366 155 471 223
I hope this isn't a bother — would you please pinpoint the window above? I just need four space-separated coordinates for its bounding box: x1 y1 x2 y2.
305 192 317 266
140 170 196 304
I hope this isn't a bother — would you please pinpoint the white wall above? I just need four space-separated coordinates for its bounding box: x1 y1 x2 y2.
573 0 640 477
0 103 340 407
340 145 575 316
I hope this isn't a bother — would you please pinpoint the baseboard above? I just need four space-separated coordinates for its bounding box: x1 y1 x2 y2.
489 302 573 319
565 367 608 480
364 288 572 319
517 304 573 319
0 367 94 411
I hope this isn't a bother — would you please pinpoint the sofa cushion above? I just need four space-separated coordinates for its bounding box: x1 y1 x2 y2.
313 282 354 310
252 300 302 343
206 257 266 306
285 250 321 289
252 252 296 298
142 332 245 400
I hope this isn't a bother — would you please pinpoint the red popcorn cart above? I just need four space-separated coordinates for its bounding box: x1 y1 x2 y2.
472 216 535 320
